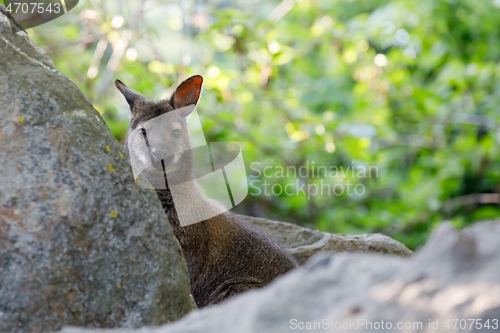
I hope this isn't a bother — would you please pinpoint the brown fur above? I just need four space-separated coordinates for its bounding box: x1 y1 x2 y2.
116 76 298 308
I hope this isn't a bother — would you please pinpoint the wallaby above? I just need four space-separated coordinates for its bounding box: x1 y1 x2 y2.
115 75 298 307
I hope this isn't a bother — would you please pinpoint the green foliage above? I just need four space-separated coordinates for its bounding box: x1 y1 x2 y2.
29 0 500 249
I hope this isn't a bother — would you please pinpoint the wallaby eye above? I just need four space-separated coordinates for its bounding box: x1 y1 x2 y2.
172 129 180 136
141 128 146 136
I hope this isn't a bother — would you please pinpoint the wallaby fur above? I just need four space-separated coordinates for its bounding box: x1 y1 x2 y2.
116 75 298 307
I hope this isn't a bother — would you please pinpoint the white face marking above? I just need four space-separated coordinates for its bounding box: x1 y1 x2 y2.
138 150 150 164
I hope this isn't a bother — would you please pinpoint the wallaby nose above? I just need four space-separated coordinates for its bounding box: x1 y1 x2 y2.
151 147 167 164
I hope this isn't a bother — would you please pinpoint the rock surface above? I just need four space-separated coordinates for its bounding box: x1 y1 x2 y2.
0 6 194 333
60 220 500 333
237 214 413 264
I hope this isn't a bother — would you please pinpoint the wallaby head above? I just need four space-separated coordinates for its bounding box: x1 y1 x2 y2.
115 75 203 186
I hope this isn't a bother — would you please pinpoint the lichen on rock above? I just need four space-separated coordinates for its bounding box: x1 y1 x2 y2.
0 5 195 333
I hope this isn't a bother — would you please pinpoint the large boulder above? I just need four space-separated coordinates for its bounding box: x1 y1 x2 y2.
0 6 195 333
237 214 413 264
61 220 500 333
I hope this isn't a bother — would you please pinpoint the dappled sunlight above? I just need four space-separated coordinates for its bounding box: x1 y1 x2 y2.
27 0 500 250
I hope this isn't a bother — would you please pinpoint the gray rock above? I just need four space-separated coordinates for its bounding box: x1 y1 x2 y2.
0 6 195 333
59 220 500 333
237 214 413 264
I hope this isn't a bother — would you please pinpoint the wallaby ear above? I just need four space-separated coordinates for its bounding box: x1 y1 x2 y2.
115 79 144 109
170 75 203 116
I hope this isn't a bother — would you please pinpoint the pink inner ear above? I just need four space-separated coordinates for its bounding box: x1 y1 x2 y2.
173 76 203 109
